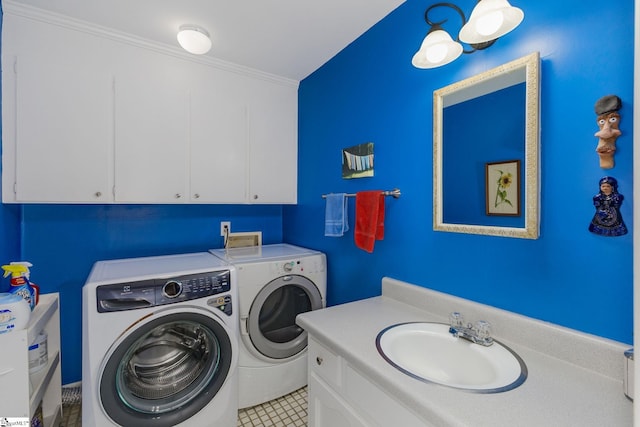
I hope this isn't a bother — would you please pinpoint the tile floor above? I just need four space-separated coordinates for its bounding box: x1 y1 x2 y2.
61 386 308 427
236 387 307 427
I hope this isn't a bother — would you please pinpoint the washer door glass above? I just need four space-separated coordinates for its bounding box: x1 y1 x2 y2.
247 275 322 359
100 311 232 427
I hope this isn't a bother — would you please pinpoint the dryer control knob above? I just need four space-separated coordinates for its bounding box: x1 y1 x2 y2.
283 262 294 272
163 280 183 298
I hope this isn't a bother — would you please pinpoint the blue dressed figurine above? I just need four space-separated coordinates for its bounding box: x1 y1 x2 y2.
588 176 627 236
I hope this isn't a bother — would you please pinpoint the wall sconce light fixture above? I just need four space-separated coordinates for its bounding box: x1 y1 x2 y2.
177 24 212 55
412 0 523 69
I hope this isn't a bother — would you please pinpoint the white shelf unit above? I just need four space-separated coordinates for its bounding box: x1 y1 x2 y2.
0 293 62 426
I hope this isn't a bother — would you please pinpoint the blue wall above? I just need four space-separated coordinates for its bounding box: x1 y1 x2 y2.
284 0 634 347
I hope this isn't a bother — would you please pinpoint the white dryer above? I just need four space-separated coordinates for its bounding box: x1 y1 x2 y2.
82 252 239 427
210 243 326 408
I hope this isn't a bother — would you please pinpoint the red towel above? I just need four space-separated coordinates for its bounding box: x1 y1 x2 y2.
355 191 385 253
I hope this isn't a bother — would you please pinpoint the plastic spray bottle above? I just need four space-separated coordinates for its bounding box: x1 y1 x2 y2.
2 263 37 310
10 261 39 307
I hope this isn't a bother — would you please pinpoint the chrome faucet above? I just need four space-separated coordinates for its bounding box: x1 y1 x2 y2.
448 312 494 347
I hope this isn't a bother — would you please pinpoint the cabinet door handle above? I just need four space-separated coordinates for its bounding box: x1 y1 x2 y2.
316 356 323 366
175 193 182 199
253 194 259 200
94 192 102 198
193 193 200 199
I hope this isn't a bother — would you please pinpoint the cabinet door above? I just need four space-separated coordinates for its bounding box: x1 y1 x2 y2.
190 77 247 203
248 85 297 204
308 374 370 427
114 66 189 203
11 56 113 202
0 329 30 417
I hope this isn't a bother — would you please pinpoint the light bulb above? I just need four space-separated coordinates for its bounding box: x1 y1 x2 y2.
412 29 463 69
476 11 504 36
458 0 523 45
426 44 448 64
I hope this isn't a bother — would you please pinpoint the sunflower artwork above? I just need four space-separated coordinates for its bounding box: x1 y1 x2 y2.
486 160 521 216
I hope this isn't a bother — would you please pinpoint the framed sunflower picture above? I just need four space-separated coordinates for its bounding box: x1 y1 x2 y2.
485 160 521 216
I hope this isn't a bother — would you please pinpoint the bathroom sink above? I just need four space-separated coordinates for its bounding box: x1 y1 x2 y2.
376 322 527 392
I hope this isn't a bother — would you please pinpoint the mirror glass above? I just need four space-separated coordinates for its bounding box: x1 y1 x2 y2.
433 52 540 239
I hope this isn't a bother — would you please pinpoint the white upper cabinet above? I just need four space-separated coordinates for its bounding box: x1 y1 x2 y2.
4 55 114 203
114 54 190 203
189 68 248 203
1 8 299 204
248 82 298 204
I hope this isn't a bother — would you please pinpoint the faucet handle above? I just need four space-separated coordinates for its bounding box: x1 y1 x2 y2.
449 311 465 328
474 320 493 340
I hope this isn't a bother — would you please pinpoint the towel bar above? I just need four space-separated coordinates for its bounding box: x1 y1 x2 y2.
321 188 401 199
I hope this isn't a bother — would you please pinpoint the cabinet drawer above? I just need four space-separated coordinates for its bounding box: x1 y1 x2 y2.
309 337 342 389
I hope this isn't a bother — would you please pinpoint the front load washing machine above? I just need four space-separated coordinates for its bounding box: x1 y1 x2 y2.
210 243 326 408
82 252 238 427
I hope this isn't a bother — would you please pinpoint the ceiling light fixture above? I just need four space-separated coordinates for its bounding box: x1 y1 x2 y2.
412 0 523 69
177 24 212 55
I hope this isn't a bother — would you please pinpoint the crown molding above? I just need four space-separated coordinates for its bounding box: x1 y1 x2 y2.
2 0 299 89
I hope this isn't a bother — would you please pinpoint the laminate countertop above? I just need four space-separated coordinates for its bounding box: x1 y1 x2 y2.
297 277 633 427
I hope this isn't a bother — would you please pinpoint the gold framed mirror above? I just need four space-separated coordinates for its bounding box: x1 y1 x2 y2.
433 52 540 239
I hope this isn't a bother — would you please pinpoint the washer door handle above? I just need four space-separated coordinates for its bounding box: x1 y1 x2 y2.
241 315 249 335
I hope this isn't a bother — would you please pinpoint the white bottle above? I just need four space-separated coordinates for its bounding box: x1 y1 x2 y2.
29 330 48 373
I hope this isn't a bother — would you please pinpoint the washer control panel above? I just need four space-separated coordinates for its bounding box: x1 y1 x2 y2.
270 256 326 275
97 270 231 313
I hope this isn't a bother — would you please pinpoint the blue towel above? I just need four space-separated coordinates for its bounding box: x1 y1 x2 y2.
324 193 349 237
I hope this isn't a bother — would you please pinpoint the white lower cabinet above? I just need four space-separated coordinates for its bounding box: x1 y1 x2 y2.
308 337 433 427
309 374 370 427
0 293 62 426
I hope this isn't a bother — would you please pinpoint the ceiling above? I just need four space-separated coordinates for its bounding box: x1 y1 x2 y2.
8 0 406 81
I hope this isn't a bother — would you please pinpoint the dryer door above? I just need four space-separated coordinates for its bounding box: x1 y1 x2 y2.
99 308 234 427
247 275 322 359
